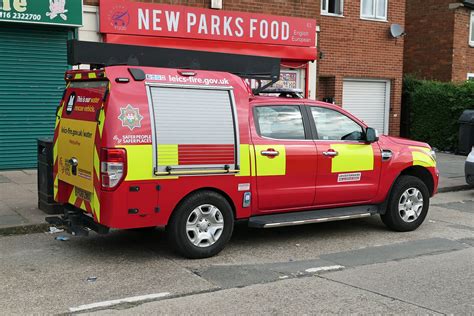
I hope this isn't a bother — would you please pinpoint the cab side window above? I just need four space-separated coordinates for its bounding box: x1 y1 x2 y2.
311 107 364 141
255 106 306 140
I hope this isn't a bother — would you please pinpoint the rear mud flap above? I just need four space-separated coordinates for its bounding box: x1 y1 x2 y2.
46 205 109 237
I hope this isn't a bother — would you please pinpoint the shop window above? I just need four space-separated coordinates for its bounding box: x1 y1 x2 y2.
321 0 344 16
361 0 387 20
470 11 474 46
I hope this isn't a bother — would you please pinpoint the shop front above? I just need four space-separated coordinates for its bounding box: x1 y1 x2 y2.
98 0 317 96
0 0 83 169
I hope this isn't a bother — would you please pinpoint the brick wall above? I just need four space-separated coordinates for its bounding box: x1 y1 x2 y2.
83 0 319 18
317 0 405 136
83 0 403 134
404 0 455 81
452 7 474 82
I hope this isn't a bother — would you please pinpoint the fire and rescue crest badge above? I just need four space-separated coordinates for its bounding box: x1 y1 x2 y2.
118 104 144 131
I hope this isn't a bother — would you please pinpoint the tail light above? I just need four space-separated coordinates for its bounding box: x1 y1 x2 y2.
100 148 127 191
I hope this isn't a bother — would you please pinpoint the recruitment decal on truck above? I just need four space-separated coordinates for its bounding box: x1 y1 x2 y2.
57 118 96 193
56 81 107 196
0 0 82 27
100 0 316 47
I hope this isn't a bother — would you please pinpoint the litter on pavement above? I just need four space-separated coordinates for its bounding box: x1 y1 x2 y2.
48 227 64 234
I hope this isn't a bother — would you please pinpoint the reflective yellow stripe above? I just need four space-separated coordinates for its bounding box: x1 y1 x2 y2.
53 139 58 165
94 147 100 181
157 144 179 166
410 147 436 168
53 104 64 165
98 108 106 137
53 175 58 201
122 145 178 180
237 144 251 177
123 145 154 181
157 169 239 175
331 144 374 173
68 187 77 205
93 188 101 222
255 145 286 176
74 73 82 80
88 73 97 79
250 145 256 176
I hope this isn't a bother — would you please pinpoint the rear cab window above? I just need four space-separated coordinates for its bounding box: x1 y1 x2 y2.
254 105 306 140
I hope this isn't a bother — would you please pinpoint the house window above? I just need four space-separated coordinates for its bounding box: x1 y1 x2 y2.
322 0 343 16
467 73 474 81
470 11 474 46
361 0 387 20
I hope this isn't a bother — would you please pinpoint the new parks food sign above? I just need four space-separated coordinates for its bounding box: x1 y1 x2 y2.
0 0 82 27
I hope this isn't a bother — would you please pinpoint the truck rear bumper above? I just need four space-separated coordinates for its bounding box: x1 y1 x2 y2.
46 205 109 236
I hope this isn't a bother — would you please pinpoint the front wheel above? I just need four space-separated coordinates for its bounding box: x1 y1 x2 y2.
167 191 234 259
381 175 430 232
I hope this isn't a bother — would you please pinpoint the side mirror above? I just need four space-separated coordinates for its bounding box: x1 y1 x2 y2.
366 127 379 143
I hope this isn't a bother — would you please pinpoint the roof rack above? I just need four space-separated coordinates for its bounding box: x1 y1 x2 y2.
67 40 280 89
255 88 304 99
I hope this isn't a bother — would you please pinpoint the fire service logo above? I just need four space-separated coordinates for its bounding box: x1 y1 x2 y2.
118 104 143 131
108 5 130 31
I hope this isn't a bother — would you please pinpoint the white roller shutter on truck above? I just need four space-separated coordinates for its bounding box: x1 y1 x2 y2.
148 85 239 175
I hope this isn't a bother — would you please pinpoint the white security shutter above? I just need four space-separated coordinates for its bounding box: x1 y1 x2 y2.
342 80 390 134
149 86 238 174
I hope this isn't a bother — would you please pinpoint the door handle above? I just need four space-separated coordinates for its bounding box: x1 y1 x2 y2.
261 150 280 157
323 151 339 157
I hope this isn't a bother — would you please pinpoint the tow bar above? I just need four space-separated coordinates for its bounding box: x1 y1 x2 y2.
45 206 109 237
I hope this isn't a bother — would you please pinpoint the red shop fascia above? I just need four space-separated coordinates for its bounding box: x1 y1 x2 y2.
99 0 317 96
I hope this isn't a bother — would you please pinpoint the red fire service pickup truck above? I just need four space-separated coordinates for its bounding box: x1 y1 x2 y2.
47 41 439 258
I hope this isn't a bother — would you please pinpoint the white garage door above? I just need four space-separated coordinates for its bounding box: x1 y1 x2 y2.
342 79 390 134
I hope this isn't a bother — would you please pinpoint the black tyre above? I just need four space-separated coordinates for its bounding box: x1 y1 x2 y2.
167 191 234 259
381 175 430 232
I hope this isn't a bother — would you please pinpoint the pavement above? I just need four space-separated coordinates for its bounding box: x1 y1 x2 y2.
0 152 471 234
0 189 472 314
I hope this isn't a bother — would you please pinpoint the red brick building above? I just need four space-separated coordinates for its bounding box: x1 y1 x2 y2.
404 0 474 82
317 0 406 136
81 0 405 135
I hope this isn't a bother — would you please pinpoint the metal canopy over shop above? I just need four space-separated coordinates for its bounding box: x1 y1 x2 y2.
99 1 316 62
98 0 317 96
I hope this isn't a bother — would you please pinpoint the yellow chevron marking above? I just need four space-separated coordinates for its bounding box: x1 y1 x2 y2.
255 145 286 176
331 144 374 173
410 146 436 168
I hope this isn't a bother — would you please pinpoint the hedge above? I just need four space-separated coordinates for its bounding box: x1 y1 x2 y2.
402 76 474 151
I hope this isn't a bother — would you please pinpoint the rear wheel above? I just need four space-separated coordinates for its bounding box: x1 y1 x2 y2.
168 191 234 259
381 175 430 232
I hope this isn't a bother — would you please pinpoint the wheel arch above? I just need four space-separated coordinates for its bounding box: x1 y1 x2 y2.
170 187 238 222
399 166 435 196
380 165 435 215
